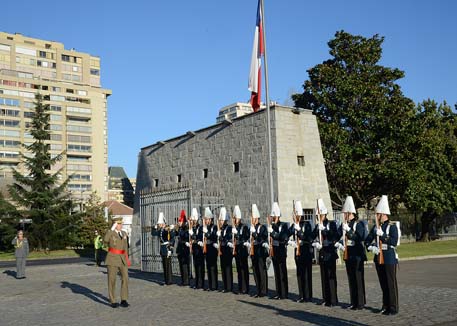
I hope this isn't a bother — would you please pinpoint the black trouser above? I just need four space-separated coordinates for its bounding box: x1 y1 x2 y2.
178 254 190 286
252 255 268 296
235 253 250 294
161 256 172 285
205 247 218 290
192 249 205 289
272 255 288 299
95 249 102 266
320 259 338 305
346 259 366 307
375 263 399 313
220 251 233 291
296 257 313 300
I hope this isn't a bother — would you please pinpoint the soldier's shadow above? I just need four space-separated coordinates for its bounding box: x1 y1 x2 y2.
3 270 17 278
238 299 369 326
60 281 111 307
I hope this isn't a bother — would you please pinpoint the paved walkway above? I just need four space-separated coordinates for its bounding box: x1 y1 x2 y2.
1 257 456 326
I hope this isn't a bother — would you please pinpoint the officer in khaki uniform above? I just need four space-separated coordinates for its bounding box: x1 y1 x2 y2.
104 217 130 308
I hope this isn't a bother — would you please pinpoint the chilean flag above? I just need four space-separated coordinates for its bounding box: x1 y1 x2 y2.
248 0 263 112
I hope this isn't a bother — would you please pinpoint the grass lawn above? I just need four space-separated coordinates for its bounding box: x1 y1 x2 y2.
365 239 457 261
0 248 94 261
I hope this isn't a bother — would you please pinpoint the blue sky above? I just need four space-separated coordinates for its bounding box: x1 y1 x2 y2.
2 0 456 177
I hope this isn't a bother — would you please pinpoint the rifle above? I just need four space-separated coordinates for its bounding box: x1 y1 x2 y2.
376 214 384 264
343 213 348 261
217 219 222 257
316 199 323 245
249 215 255 257
203 220 207 254
232 216 237 256
294 200 301 257
189 219 193 255
267 215 274 257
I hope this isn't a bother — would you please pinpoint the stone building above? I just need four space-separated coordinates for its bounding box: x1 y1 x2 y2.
131 104 332 268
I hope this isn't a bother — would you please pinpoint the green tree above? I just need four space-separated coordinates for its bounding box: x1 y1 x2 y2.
292 31 415 210
78 192 109 247
8 93 74 250
405 100 457 241
0 192 19 250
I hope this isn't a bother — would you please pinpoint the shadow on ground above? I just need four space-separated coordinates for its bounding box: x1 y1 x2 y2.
2 270 16 278
61 281 111 306
238 299 369 326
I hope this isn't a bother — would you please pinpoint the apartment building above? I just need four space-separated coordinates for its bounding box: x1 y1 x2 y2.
0 32 111 202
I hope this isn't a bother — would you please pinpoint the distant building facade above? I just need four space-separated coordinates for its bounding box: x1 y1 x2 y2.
216 102 266 123
132 104 332 267
0 32 111 201
108 166 134 207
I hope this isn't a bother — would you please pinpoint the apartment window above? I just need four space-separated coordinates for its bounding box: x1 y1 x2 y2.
303 209 314 222
41 85 48 91
177 174 182 183
66 88 74 94
203 168 208 179
51 87 60 92
62 54 70 62
24 111 34 118
90 69 100 76
297 155 305 166
154 179 159 187
233 162 240 173
50 105 62 112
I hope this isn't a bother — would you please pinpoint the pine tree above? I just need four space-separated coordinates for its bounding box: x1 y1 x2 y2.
8 93 74 250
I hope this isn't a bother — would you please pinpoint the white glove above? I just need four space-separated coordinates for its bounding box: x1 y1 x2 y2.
312 242 322 250
232 228 238 235
335 242 344 250
267 226 273 233
203 227 208 233
111 223 116 231
373 247 380 255
318 223 325 231
213 243 219 249
197 241 203 247
367 245 374 252
189 229 194 236
376 229 384 236
294 223 300 231
342 223 350 232
243 242 251 248
167 250 172 257
216 230 221 237
227 242 234 248
250 225 256 233
262 243 270 250
288 240 297 248
169 224 175 230
185 242 190 247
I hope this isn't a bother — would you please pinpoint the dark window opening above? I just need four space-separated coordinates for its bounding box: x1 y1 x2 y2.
297 156 305 166
154 179 159 187
233 162 240 173
177 174 181 183
203 168 208 179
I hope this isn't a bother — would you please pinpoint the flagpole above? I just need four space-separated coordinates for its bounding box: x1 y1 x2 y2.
260 0 274 208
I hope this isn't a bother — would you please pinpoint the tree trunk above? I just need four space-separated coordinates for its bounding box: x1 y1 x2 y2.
419 210 437 242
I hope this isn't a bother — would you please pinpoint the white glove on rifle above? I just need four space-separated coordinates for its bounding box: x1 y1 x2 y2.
203 227 208 233
185 242 190 247
216 230 221 237
376 229 384 236
288 240 297 248
189 229 194 236
342 223 350 232
111 223 116 231
318 223 325 231
250 225 256 233
294 223 300 232
262 243 270 250
368 245 380 255
197 241 203 247
169 224 175 230
243 242 251 248
312 242 322 250
167 251 172 257
267 226 273 233
227 242 234 248
232 228 238 235
334 242 344 250
213 243 219 249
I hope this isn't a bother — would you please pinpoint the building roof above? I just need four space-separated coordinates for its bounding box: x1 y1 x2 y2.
103 200 133 216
